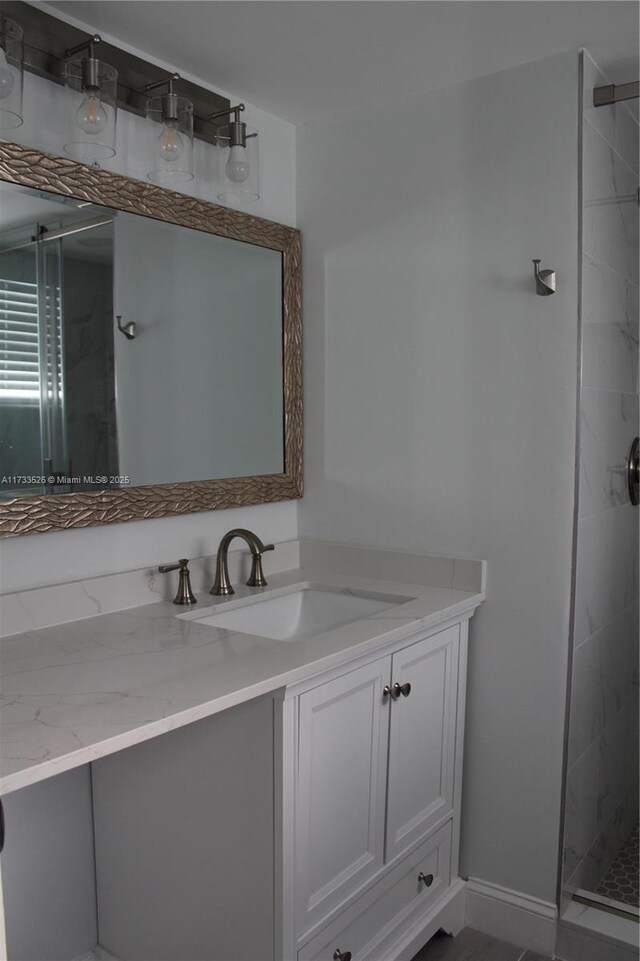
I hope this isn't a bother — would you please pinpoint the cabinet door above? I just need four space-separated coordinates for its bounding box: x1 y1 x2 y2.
385 625 459 861
296 656 392 933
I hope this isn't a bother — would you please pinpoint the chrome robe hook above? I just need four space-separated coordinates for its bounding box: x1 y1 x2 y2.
533 259 556 296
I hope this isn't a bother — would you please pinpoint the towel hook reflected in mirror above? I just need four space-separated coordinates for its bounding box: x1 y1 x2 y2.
628 437 639 506
116 314 137 340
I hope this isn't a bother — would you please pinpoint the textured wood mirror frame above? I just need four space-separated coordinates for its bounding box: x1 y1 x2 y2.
0 141 302 537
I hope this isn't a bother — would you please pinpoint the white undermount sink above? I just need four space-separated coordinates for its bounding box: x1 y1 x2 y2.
181 584 413 641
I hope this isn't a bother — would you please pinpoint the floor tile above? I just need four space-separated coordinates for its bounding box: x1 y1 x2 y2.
411 927 525 961
521 953 553 961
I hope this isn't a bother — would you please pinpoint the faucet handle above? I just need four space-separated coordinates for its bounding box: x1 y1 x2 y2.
246 543 274 588
158 558 197 606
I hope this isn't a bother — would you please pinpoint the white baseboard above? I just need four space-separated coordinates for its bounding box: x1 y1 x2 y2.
465 877 558 956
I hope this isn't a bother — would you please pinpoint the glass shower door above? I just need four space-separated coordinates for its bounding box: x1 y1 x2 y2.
561 52 639 926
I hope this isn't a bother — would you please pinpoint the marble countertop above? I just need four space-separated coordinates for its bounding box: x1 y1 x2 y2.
0 565 484 796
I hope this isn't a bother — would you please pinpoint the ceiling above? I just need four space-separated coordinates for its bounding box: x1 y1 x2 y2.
46 1 639 124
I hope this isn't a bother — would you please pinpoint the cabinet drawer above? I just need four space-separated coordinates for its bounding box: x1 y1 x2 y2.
298 821 452 961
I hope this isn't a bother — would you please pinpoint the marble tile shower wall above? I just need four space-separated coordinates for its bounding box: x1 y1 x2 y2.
563 53 639 899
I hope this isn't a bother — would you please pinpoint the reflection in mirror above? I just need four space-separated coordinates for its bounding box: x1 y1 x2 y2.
0 181 284 499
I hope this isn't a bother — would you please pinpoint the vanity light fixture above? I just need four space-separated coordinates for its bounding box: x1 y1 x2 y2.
0 13 24 130
63 35 117 163
145 73 194 184
209 103 259 202
1 4 269 202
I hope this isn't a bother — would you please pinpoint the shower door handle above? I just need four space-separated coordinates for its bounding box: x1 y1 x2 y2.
628 437 639 506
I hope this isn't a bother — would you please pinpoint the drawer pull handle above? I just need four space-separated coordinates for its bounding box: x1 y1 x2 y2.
418 871 434 887
383 684 395 700
333 951 352 961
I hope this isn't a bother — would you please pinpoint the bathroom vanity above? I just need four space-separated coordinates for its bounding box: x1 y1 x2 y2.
0 541 485 961
0 143 484 961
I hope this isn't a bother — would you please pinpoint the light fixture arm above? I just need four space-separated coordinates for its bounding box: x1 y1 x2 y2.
64 34 102 59
145 73 182 123
144 72 181 95
65 34 103 91
208 102 247 147
208 102 245 125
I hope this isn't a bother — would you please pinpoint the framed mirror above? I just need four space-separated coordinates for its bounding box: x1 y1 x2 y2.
0 141 302 537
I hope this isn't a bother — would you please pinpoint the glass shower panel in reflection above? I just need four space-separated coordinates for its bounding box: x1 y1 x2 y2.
0 240 43 493
0 217 117 498
39 235 67 489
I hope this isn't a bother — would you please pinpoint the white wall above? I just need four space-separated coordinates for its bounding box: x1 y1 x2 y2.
0 16 297 594
298 53 580 902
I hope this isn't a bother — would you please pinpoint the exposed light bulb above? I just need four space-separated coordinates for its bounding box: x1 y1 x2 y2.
75 91 107 135
157 121 184 161
0 46 15 101
225 145 250 183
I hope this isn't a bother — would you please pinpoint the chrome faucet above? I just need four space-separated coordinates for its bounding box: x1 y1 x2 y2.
210 528 274 596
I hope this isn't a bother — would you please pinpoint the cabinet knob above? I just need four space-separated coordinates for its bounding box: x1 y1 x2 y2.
383 682 412 700
333 951 352 961
418 871 434 887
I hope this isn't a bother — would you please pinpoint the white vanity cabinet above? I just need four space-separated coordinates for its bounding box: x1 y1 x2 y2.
285 622 465 960
0 615 471 961
294 626 458 937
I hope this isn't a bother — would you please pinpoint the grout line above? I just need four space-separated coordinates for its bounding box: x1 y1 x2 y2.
578 502 640 523
582 250 640 288
566 693 637 772
572 595 639 653
583 116 640 180
580 385 639 397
